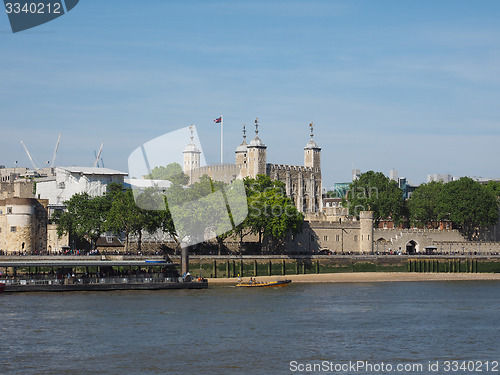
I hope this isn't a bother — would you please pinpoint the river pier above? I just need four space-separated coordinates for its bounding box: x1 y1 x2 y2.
0 259 207 292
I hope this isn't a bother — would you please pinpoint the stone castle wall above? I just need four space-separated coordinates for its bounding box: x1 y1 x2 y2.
374 228 466 242
0 197 49 254
47 223 69 253
189 164 243 185
247 146 267 176
373 228 500 255
0 180 34 199
117 214 500 256
289 218 366 254
268 164 322 214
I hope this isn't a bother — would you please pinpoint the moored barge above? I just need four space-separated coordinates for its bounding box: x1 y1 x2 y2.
0 260 207 292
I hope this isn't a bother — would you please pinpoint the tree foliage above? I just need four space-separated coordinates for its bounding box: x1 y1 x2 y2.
145 162 189 186
54 192 110 249
241 175 304 251
105 184 148 252
165 175 229 250
344 171 406 225
485 180 500 198
436 177 498 240
407 181 443 227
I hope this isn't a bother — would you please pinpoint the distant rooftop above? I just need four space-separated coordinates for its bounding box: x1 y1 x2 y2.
59 166 128 176
124 178 171 188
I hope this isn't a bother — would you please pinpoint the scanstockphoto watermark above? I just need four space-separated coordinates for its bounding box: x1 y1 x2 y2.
246 184 299 219
289 360 499 373
127 125 306 247
290 360 424 373
128 126 248 248
3 0 79 33
344 185 380 216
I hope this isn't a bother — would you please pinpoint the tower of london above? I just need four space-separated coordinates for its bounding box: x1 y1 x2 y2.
183 120 322 214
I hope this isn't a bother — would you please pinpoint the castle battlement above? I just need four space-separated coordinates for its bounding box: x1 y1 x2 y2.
195 164 243 173
187 164 243 185
268 164 319 173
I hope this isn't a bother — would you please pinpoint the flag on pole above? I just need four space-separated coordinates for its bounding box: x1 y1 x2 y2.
213 116 224 163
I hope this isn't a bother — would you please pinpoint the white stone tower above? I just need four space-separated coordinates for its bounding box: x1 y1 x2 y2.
304 122 321 170
183 125 201 184
247 118 267 177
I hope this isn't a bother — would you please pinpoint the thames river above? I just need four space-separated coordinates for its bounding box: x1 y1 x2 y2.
1 281 499 374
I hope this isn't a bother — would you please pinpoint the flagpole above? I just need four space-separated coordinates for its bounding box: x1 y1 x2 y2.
221 116 223 164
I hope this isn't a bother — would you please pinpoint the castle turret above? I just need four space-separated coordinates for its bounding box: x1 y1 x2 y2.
235 124 248 167
304 122 321 170
247 118 267 177
183 125 201 183
359 211 374 254
0 197 47 254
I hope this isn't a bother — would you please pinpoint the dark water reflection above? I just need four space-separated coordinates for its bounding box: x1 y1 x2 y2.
1 281 499 374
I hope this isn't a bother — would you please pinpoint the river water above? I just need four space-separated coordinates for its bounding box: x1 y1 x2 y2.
1 281 499 374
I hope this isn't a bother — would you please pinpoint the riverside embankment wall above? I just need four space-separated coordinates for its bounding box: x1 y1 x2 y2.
1 255 499 278
180 255 500 278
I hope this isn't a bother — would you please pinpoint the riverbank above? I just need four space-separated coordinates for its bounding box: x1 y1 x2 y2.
207 272 500 284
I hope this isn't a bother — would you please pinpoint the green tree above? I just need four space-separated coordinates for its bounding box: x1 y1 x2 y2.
408 181 444 228
243 175 304 252
139 190 177 241
120 184 179 253
325 190 336 198
54 192 110 250
485 180 500 199
145 162 189 186
343 171 406 225
165 175 230 253
158 174 303 254
105 185 147 252
437 177 499 240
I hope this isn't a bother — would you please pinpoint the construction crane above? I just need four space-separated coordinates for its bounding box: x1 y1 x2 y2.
93 142 103 168
93 150 105 168
20 141 38 169
50 133 62 168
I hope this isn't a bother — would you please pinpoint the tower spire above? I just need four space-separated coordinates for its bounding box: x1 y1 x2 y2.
255 118 259 136
183 124 201 177
304 121 321 168
304 122 320 150
243 124 246 142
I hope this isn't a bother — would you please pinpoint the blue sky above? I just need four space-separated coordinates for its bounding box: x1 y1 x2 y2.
1 0 500 188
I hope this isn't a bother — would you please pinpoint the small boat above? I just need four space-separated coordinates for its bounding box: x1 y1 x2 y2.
236 279 291 288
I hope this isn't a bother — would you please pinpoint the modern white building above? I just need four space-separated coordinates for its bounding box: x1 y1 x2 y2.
427 174 453 183
36 167 128 206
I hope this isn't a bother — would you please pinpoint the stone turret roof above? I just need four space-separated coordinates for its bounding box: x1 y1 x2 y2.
183 141 200 153
183 125 201 153
304 122 321 150
235 140 248 153
236 123 250 152
304 138 321 150
248 118 266 148
248 136 266 148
